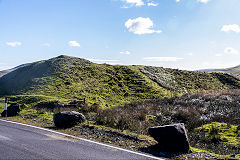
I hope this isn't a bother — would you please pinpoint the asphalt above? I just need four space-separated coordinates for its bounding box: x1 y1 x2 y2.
0 119 162 160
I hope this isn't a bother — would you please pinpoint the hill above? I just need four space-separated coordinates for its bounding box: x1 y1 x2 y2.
0 64 27 78
0 55 240 108
198 65 240 80
222 65 240 79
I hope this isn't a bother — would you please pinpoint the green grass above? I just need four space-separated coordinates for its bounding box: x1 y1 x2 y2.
140 66 240 92
0 55 240 108
188 147 240 159
196 122 240 147
6 109 240 159
6 95 68 107
1 90 240 159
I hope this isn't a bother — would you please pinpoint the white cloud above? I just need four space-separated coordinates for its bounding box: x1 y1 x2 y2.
215 54 223 57
121 0 158 7
143 57 184 62
87 58 120 62
68 41 80 47
42 43 51 47
200 61 239 69
176 0 180 2
6 41 22 47
121 5 130 8
122 0 144 7
147 2 158 6
221 24 240 33
197 0 210 3
125 17 162 35
188 53 193 56
120 51 131 55
0 65 15 70
224 47 239 55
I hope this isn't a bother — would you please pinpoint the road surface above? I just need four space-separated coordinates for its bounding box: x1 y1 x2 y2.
0 119 161 159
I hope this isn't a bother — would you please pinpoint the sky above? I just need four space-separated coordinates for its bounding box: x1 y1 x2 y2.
0 0 240 70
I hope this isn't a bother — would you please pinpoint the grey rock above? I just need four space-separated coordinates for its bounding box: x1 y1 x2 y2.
65 100 87 108
148 123 190 153
1 103 21 117
53 111 86 128
35 100 64 109
219 95 233 102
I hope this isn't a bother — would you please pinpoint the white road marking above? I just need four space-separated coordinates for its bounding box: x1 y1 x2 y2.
0 119 163 160
44 133 76 141
0 134 11 140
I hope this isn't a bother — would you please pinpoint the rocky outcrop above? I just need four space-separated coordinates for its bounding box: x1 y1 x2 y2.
35 100 87 109
148 123 190 153
64 100 87 108
53 111 86 128
35 101 64 109
1 103 21 117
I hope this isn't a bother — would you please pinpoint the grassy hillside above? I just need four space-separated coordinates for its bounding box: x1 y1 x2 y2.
0 55 240 108
199 65 240 80
0 64 27 78
1 56 240 159
4 90 240 159
223 65 240 79
140 66 240 91
92 90 240 156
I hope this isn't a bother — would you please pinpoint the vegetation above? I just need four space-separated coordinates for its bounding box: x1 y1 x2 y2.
2 90 240 159
1 56 240 159
0 55 240 108
86 90 240 156
196 122 240 147
140 66 239 92
199 64 240 80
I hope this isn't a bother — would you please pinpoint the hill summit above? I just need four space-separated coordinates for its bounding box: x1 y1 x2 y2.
0 55 240 107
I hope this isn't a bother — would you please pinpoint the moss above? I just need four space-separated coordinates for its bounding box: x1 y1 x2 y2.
145 115 156 122
187 147 240 159
196 122 240 147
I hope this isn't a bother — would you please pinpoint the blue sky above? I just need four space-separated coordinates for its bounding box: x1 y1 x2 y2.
0 0 240 70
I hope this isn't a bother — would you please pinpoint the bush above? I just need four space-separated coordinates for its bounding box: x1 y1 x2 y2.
88 90 240 154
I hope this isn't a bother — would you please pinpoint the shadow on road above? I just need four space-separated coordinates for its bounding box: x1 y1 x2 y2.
139 144 187 159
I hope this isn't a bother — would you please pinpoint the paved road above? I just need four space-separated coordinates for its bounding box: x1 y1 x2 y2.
0 119 161 160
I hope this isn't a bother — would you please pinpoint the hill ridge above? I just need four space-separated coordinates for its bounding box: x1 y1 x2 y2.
198 64 240 80
0 55 240 107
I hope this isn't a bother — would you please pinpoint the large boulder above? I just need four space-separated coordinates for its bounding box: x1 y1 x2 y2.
1 103 21 117
148 123 190 153
53 111 86 128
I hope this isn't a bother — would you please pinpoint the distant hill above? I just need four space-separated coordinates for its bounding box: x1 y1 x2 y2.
0 64 27 78
223 65 240 79
198 68 223 73
0 55 240 108
198 65 240 80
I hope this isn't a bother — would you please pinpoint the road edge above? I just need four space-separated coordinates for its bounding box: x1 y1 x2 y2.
0 118 164 160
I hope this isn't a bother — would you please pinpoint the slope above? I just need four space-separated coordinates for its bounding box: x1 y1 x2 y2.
0 55 239 108
198 65 240 80
222 65 240 79
0 64 27 78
